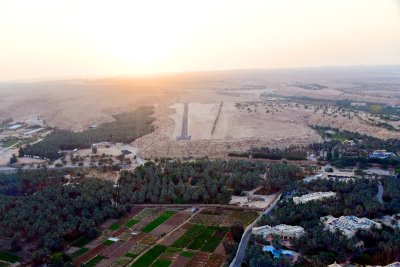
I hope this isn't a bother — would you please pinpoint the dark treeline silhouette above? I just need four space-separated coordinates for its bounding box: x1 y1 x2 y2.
0 159 279 254
228 145 308 160
118 160 267 204
22 106 155 159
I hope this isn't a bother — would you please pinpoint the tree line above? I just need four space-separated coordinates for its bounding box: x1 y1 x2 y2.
228 145 308 161
21 106 155 159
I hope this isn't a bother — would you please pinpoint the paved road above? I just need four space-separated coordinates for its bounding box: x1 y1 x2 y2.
377 181 384 204
176 103 191 141
229 193 282 267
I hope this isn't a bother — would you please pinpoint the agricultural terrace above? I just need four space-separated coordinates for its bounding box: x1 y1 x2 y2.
67 206 258 267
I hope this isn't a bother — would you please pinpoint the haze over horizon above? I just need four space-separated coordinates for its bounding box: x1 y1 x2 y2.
1 0 400 81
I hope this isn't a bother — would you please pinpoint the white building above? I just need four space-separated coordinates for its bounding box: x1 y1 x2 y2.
375 214 400 229
293 191 336 204
370 150 396 159
321 215 381 238
252 224 305 240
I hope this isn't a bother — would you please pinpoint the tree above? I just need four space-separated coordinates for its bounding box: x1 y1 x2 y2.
18 147 24 157
230 222 244 243
9 154 17 164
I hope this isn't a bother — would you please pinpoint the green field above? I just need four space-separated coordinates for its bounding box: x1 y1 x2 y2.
125 219 140 228
102 239 117 246
201 235 223 252
72 236 96 247
71 247 89 259
172 224 224 252
85 255 105 267
109 223 121 231
124 252 137 259
0 139 18 148
152 259 172 267
180 251 194 258
131 245 167 267
188 227 215 250
0 251 19 263
141 211 176 233
172 224 206 248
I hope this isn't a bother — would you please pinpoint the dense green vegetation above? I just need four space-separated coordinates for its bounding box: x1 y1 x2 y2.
0 160 270 258
141 211 176 233
288 96 400 118
85 255 105 267
0 251 20 263
70 247 89 259
125 219 140 228
172 224 207 248
152 259 171 267
131 244 167 267
262 162 303 194
312 126 400 168
118 160 266 204
22 106 155 159
108 223 121 231
246 178 400 266
229 145 307 160
0 173 117 252
292 83 328 90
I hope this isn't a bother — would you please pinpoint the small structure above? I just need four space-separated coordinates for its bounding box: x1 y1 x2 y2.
8 124 22 130
293 191 336 205
190 207 199 213
252 224 305 240
325 170 357 182
328 262 342 267
370 150 396 159
108 237 119 242
24 128 44 137
321 215 381 238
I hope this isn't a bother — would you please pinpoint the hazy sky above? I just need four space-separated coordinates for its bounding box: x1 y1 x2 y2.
1 0 399 80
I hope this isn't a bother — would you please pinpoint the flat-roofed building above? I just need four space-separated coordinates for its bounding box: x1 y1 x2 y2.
375 214 400 229
321 215 381 238
252 224 305 240
293 191 336 204
370 150 396 159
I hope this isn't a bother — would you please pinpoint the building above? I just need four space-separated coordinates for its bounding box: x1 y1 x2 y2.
24 127 44 137
252 224 305 240
293 191 336 204
324 169 357 182
375 214 400 229
370 150 396 159
8 124 22 130
321 215 381 238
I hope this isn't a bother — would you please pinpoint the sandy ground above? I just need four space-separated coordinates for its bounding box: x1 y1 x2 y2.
1 68 399 159
0 148 44 166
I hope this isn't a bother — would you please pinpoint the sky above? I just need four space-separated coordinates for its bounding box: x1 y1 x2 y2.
0 0 399 80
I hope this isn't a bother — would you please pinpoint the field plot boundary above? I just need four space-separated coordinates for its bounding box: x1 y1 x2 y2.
142 210 176 233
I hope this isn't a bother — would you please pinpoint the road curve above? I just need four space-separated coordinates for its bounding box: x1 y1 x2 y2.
229 193 282 267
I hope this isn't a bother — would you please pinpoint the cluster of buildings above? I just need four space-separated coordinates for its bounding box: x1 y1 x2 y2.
375 213 400 229
370 150 396 159
252 224 305 240
293 191 336 204
321 215 382 238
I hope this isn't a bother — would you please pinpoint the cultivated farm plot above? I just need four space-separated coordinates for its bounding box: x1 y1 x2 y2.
68 207 239 267
190 208 259 227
